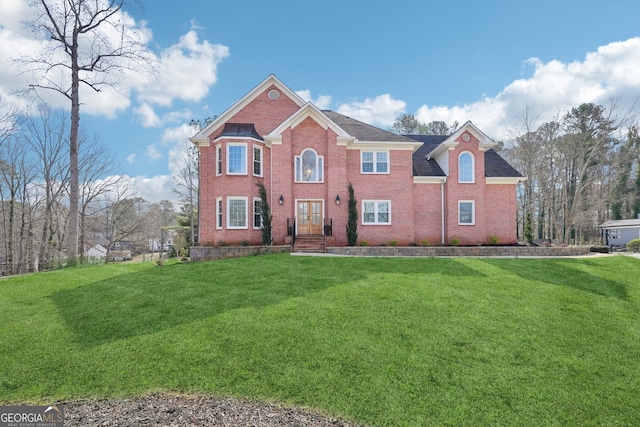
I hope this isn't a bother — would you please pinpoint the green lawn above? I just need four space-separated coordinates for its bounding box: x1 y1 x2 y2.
1 254 639 426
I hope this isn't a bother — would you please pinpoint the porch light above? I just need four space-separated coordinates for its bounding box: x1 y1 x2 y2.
279 194 284 205
335 195 341 206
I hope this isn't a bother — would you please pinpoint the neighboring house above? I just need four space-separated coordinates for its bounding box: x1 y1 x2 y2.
599 217 640 247
84 243 107 261
190 75 525 247
149 237 174 252
108 241 132 261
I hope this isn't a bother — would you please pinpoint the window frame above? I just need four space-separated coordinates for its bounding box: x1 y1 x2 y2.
361 200 391 225
458 151 475 183
226 197 248 229
253 145 263 177
458 200 475 225
216 145 222 176
294 148 324 183
361 151 390 174
253 197 262 230
216 197 223 229
226 143 247 175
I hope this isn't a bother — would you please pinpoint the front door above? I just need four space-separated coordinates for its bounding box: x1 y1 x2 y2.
297 200 323 235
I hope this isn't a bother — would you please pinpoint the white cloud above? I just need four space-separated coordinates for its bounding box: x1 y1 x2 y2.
136 30 230 107
133 103 161 128
414 37 640 139
0 2 228 122
131 174 176 203
146 145 163 161
336 94 406 128
126 153 136 164
296 90 332 109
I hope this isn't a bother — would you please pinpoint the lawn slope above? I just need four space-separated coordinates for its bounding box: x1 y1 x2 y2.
1 255 639 426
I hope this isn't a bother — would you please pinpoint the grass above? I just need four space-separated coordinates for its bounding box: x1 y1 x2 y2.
1 254 639 426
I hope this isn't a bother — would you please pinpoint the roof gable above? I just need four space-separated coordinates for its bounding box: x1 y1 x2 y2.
264 103 352 145
190 74 305 146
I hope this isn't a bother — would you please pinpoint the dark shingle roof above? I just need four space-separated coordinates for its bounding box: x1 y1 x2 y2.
215 123 263 140
322 111 417 143
405 135 447 177
484 149 524 178
404 135 523 178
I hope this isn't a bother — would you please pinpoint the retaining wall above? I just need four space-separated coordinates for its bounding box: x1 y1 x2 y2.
326 245 593 257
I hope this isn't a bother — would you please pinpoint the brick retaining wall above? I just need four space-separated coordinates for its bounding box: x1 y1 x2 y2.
326 245 592 257
190 244 593 261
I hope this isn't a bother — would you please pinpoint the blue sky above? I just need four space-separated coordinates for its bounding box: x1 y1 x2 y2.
1 0 640 202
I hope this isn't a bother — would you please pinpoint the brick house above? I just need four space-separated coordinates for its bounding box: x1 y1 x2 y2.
190 75 525 248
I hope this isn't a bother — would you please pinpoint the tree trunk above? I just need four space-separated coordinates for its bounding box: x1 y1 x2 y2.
67 30 80 264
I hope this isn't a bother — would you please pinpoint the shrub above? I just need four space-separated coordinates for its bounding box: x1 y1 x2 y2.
627 239 640 253
216 240 227 247
346 183 358 246
450 237 460 246
389 240 398 246
488 235 499 245
359 241 368 246
421 239 429 246
409 242 418 247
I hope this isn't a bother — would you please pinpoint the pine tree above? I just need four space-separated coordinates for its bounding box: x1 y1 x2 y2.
346 183 358 246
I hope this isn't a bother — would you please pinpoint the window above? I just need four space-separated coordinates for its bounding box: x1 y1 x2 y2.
458 152 474 183
361 151 389 174
459 200 475 225
227 197 248 229
253 146 263 176
362 200 391 225
253 198 262 229
216 146 222 176
216 197 223 229
608 229 622 239
227 143 247 174
295 148 324 182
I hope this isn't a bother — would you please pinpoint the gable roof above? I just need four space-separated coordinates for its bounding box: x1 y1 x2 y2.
406 135 447 177
484 149 524 178
599 218 640 228
265 103 352 145
190 74 306 146
404 134 523 179
322 111 419 144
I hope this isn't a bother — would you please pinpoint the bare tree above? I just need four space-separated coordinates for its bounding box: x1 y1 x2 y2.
19 0 148 264
93 177 146 261
77 132 122 263
22 104 70 270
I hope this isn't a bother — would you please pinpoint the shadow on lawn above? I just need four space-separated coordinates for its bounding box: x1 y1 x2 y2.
481 258 627 300
50 255 482 348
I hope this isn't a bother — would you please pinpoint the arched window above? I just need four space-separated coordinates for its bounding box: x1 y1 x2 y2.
458 152 474 183
295 149 324 182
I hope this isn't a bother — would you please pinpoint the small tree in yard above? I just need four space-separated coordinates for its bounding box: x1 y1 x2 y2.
256 182 271 245
525 212 534 244
346 183 358 246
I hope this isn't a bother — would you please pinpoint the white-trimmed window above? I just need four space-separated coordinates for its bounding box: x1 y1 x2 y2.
295 148 324 182
253 198 262 229
227 197 248 229
458 152 474 183
459 200 475 225
361 151 389 174
253 146 263 176
362 200 391 225
216 146 222 176
216 197 223 229
227 143 247 175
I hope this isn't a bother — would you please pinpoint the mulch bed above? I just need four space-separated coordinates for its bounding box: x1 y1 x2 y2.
62 393 357 426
